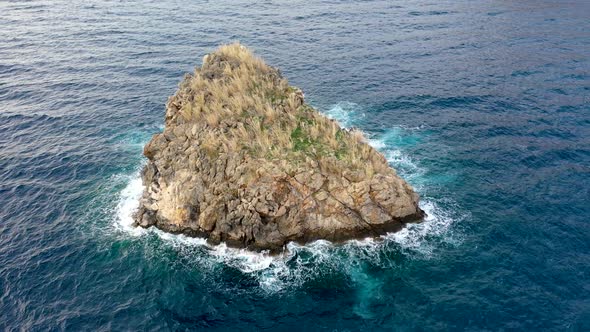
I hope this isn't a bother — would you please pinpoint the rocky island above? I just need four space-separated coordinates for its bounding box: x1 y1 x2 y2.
134 43 424 252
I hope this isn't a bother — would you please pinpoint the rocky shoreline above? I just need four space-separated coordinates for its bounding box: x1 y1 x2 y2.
134 43 424 252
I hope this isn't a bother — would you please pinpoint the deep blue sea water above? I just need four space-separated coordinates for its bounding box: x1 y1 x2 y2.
1 0 589 330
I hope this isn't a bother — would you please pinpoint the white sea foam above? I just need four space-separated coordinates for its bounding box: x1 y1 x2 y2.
324 101 364 127
367 137 387 150
114 172 145 236
386 199 462 257
112 102 463 294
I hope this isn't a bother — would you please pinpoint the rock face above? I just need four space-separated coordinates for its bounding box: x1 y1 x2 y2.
134 43 424 252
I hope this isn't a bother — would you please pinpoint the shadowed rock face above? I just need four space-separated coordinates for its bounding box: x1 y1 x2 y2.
134 43 424 252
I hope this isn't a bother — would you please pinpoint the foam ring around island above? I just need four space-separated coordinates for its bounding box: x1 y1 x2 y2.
112 97 463 292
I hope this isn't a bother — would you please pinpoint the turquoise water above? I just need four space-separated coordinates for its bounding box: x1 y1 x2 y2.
1 0 589 330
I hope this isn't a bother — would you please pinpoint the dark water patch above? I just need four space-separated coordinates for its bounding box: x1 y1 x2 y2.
511 70 543 77
408 10 453 16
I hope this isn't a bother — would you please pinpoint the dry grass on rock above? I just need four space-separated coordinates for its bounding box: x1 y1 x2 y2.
170 43 388 178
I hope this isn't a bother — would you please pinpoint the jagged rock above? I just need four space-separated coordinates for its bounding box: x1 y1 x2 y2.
134 43 424 253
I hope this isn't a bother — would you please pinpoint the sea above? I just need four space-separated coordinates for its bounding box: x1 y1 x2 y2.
1 0 589 330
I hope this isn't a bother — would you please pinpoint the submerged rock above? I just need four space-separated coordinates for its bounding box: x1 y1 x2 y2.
134 43 424 252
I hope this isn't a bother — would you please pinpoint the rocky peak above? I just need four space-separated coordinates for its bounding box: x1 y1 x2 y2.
134 43 424 253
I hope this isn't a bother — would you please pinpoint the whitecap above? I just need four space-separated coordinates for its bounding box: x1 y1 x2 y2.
385 199 464 257
367 137 387 150
323 101 364 128
114 171 145 236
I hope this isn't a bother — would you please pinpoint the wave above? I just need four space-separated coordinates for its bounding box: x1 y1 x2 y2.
114 172 145 236
111 101 464 294
323 101 365 127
